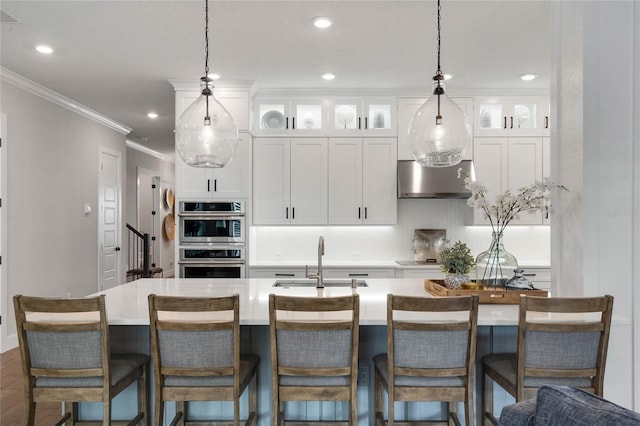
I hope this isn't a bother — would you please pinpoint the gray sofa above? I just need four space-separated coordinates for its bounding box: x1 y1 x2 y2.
498 385 640 426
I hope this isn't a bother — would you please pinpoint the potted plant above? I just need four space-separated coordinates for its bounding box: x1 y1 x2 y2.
437 240 475 289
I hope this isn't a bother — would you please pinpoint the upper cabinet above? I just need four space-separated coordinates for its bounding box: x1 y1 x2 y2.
397 97 474 160
252 96 396 137
328 137 397 225
253 98 328 136
173 84 252 200
474 97 547 136
253 137 328 225
330 97 396 136
176 133 251 199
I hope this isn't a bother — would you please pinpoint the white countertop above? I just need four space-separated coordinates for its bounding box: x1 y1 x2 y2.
248 261 550 269
94 277 582 326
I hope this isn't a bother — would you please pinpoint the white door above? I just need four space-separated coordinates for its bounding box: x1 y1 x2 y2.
98 148 122 291
290 138 328 224
252 138 291 225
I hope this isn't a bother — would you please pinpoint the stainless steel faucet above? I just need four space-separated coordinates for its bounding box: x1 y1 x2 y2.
305 236 325 288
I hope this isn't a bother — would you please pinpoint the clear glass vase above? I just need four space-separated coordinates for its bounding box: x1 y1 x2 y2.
476 231 518 288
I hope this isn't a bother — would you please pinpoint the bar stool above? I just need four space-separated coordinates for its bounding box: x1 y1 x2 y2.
269 293 359 425
13 294 149 426
148 294 258 426
374 294 479 426
481 294 614 425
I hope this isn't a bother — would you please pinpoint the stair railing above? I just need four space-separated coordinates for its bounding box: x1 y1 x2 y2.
126 223 151 279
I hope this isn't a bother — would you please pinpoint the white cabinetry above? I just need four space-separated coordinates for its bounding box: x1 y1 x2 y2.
330 98 396 136
328 138 397 225
323 267 395 279
472 137 543 225
474 97 546 137
519 267 551 291
397 97 474 160
173 85 251 200
253 138 328 225
176 133 250 199
249 267 307 278
398 268 445 280
253 98 327 135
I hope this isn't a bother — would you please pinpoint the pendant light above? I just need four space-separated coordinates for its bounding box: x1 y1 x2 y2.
408 0 471 168
176 0 238 168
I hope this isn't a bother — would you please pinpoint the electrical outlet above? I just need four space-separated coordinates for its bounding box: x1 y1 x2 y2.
357 364 369 386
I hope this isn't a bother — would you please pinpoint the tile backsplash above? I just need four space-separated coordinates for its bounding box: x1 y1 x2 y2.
250 199 551 265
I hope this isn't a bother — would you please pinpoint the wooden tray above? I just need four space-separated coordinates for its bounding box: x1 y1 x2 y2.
424 279 548 304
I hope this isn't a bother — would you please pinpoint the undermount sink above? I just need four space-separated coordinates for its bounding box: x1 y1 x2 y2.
273 279 368 288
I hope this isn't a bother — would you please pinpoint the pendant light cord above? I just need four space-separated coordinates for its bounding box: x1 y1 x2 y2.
436 0 442 77
203 0 211 119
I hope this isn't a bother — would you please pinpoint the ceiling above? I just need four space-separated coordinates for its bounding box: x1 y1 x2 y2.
0 1 552 158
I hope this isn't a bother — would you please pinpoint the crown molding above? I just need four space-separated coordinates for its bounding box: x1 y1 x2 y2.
125 138 172 163
1 67 132 135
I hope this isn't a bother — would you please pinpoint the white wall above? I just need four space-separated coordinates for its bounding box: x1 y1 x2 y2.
0 80 126 351
125 147 175 277
552 1 638 410
251 198 550 265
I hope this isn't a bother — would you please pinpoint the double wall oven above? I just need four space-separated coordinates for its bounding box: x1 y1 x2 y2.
178 201 246 278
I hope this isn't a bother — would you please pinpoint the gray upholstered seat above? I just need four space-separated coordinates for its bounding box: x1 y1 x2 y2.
14 294 149 426
481 294 614 426
148 293 258 426
269 293 359 426
374 294 479 426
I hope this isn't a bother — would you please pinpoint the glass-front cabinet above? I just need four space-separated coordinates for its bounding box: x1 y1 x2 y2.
330 97 395 136
253 98 326 135
474 97 546 136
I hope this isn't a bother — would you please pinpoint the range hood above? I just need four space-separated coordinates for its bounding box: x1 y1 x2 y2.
397 160 475 199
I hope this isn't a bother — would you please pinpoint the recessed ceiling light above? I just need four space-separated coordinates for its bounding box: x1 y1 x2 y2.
443 73 453 80
322 73 336 81
520 73 538 81
147 112 159 119
208 73 220 80
35 45 53 54
313 17 332 29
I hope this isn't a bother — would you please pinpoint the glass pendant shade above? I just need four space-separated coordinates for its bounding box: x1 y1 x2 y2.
408 80 472 167
176 84 239 168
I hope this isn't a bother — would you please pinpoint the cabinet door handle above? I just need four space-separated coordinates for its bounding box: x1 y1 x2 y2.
285 207 289 219
523 273 537 277
292 117 296 130
348 273 368 277
286 117 289 129
503 117 507 129
358 207 361 219
275 273 295 277
358 117 362 130
207 179 211 192
510 116 514 129
292 207 295 219
364 117 368 129
364 207 368 219
545 116 549 129
214 179 217 192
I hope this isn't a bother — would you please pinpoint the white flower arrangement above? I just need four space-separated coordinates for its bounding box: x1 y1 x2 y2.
458 168 567 233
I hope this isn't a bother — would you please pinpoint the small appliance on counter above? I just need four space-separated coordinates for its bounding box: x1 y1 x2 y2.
396 229 447 266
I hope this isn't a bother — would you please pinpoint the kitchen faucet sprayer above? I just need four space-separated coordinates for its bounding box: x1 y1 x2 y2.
305 236 325 288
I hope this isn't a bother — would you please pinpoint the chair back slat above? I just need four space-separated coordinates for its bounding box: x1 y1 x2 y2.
516 294 614 398
14 294 110 386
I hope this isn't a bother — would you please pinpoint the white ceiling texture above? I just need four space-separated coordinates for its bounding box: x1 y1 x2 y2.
0 1 552 157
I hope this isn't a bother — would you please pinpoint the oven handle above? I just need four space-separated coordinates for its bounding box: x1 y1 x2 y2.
178 260 246 265
178 212 245 218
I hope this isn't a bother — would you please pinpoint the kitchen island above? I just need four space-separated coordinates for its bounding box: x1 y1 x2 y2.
88 278 622 426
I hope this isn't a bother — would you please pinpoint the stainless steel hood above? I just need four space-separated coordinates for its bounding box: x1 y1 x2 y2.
397 160 475 199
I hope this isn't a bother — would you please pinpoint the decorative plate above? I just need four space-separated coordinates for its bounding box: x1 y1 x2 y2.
164 188 174 210
261 110 285 129
163 214 175 241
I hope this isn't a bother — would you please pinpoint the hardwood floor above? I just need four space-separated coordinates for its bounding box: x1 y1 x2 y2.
0 348 61 425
